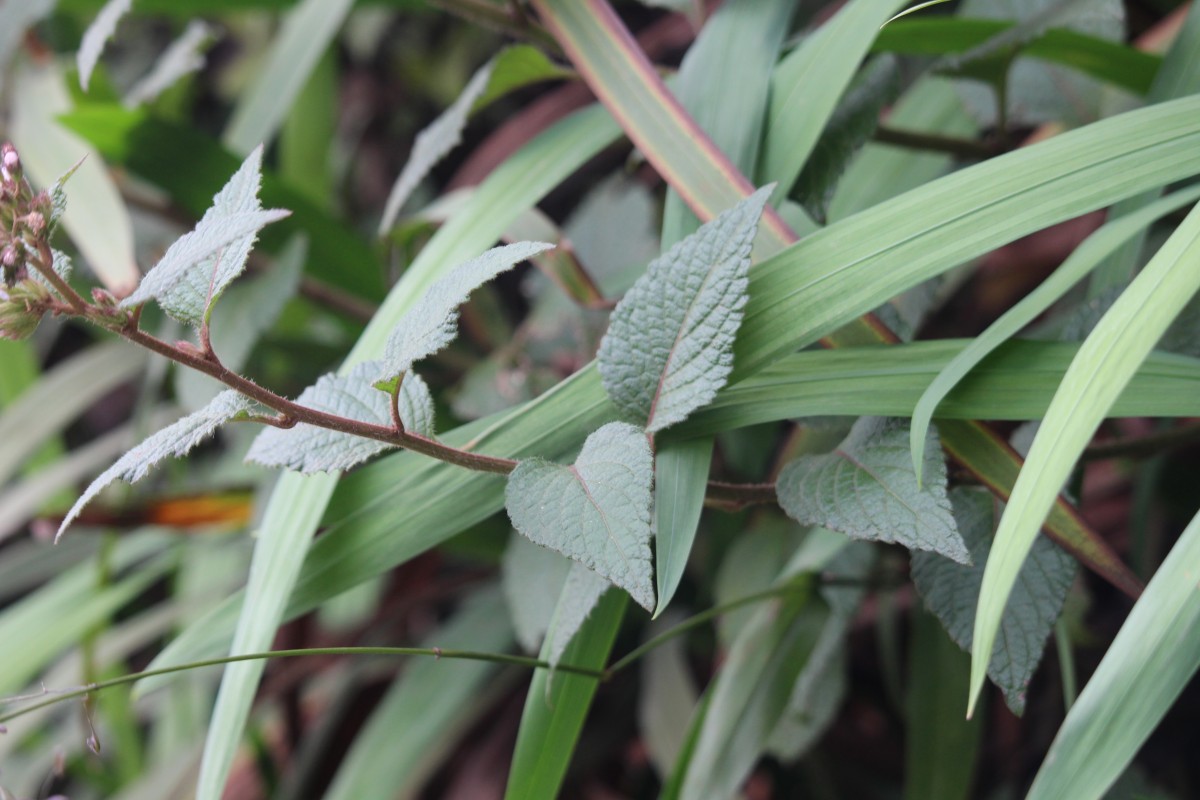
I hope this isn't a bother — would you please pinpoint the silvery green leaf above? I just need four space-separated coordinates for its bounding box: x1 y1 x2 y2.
766 618 848 759
246 362 434 475
501 534 572 653
77 0 130 92
505 421 655 611
120 146 289 326
123 21 212 108
546 562 613 667
598 187 770 432
57 390 255 541
377 59 495 236
377 241 553 382
912 487 1076 715
0 0 54 78
777 417 969 564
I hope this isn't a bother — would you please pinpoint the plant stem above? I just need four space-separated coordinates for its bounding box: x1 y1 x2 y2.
703 479 777 510
1083 421 1200 462
873 125 998 159
0 646 607 726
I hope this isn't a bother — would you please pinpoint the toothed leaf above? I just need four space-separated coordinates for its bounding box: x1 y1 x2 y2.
912 487 1076 715
777 417 969 564
58 389 255 540
124 21 212 107
505 421 655 611
77 0 131 92
246 363 435 475
120 146 289 326
377 241 553 382
598 187 770 432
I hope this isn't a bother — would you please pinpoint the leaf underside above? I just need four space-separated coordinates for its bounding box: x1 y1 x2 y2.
58 389 257 540
246 362 435 475
505 421 655 611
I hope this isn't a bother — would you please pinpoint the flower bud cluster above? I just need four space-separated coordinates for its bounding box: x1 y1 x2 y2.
0 143 55 339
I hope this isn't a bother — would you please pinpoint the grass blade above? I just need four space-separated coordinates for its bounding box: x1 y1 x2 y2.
1025 508 1200 800
910 184 1200 483
967 200 1200 716
504 593 625 799
653 436 713 617
221 0 355 155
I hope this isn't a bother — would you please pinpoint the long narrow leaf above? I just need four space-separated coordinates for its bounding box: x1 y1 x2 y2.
968 200 1200 716
911 184 1200 482
1025 509 1200 800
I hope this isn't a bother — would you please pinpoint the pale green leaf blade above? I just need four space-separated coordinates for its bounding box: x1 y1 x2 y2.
913 488 1075 715
1026 508 1200 800
120 145 288 325
504 593 625 800
639 615 699 778
123 21 212 107
778 417 969 563
660 0 796 245
174 234 305 412
506 421 654 611
221 0 354 155
502 534 572 652
758 0 910 201
196 471 338 800
653 435 713 616
11 60 140 293
323 586 515 800
969 201 1200 716
598 188 769 432
0 0 54 75
56 390 256 541
911 184 1200 482
378 241 554 381
681 597 826 800
77 0 131 91
765 611 849 760
905 605 983 800
377 60 495 236
246 363 433 474
0 341 146 487
547 562 612 668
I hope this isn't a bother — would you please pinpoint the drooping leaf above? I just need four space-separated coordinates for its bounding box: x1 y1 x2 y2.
245 362 433 475
968 198 1200 716
765 612 849 760
377 60 495 236
77 0 131 91
377 241 553 383
505 421 655 611
546 562 612 667
777 417 969 564
1026 507 1200 800
57 390 256 540
913 488 1075 714
123 20 212 107
501 533 572 653
598 188 770 433
639 614 700 779
120 146 290 325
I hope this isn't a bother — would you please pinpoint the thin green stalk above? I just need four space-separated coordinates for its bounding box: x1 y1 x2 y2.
1055 617 1077 712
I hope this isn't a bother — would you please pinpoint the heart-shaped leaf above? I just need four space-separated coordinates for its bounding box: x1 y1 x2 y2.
505 421 655 610
777 417 969 563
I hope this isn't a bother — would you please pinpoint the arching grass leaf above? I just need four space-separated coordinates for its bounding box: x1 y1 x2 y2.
598 188 769 433
505 421 654 611
57 390 256 541
77 0 131 91
377 60 495 236
968 200 1200 715
246 362 433 475
123 21 213 107
913 488 1075 715
377 241 553 383
777 417 968 564
120 146 289 326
